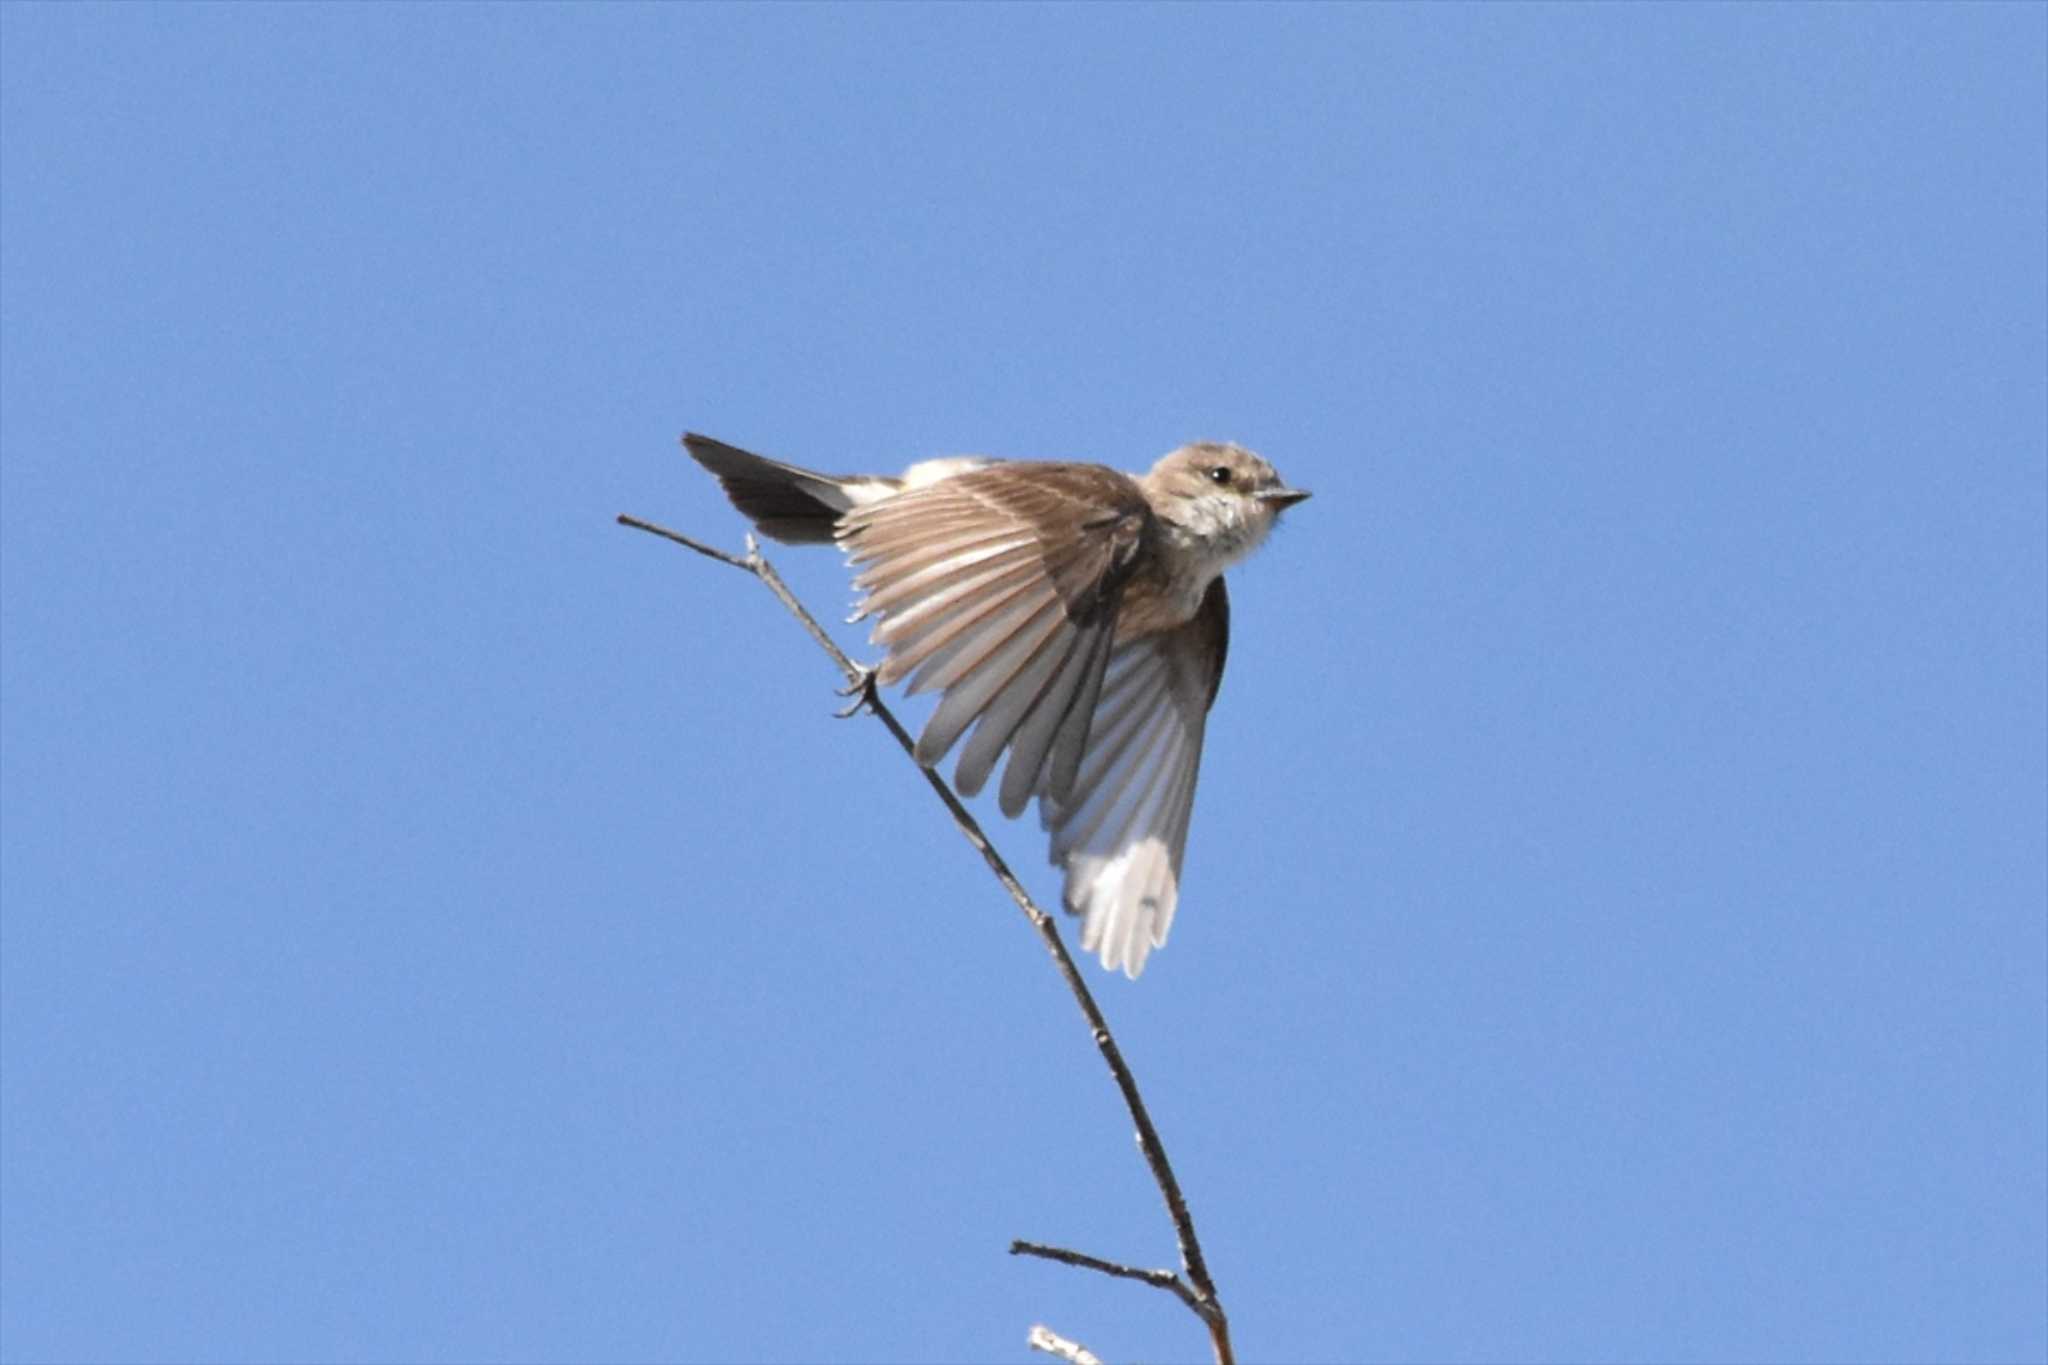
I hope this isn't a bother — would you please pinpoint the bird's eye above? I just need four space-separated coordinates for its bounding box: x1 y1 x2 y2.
1206 466 1233 486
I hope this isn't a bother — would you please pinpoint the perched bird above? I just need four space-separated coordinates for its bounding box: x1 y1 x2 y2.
684 432 1309 977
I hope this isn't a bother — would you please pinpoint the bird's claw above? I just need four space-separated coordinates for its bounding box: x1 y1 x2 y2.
834 665 880 719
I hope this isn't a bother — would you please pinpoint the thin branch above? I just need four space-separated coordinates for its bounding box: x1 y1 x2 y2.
1010 1240 1199 1311
619 512 1233 1364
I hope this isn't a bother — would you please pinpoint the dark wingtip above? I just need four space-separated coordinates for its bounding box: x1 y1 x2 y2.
678 434 848 545
682 432 743 467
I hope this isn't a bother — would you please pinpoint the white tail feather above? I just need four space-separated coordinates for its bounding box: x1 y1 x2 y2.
1072 839 1179 978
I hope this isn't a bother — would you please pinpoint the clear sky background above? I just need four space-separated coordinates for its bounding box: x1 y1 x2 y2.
3 6 2043 1364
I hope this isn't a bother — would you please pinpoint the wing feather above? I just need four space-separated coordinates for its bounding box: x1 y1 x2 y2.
1055 661 1173 850
834 463 1152 789
956 617 1094 798
996 618 1113 817
885 564 1050 688
1043 621 1112 802
920 599 1067 770
845 523 1009 606
888 568 1056 687
1039 579 1229 977
855 537 1037 623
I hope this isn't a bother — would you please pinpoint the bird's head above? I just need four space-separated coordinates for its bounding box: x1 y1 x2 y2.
1144 442 1311 570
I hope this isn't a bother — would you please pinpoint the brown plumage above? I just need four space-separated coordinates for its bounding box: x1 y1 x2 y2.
682 432 1308 977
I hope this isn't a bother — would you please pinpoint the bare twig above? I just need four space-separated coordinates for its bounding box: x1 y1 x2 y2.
619 512 1233 1364
1010 1240 1197 1310
1027 1323 1105 1365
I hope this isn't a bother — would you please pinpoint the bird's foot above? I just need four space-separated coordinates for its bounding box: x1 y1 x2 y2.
833 665 880 719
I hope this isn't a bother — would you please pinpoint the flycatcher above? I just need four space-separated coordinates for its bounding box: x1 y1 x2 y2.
684 433 1310 977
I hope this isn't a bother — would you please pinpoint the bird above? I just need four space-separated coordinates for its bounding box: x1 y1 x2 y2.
683 432 1310 977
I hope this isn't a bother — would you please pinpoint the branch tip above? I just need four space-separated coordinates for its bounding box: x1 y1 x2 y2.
1027 1324 1104 1365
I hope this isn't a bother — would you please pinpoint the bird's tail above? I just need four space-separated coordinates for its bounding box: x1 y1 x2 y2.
682 434 896 545
1068 844 1180 979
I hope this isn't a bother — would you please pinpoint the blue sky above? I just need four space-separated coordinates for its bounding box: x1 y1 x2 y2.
3 5 2043 1363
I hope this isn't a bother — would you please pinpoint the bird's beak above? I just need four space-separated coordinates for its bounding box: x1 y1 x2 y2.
1257 486 1312 509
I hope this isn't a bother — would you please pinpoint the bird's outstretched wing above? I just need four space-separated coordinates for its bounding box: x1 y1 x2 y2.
1043 579 1229 978
838 463 1154 815
842 465 1230 978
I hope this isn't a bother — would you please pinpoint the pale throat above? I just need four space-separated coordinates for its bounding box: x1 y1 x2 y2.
1152 494 1270 615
